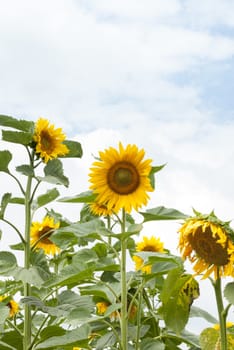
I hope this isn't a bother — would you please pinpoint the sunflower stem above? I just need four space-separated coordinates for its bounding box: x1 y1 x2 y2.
120 208 128 350
213 275 227 350
23 162 33 350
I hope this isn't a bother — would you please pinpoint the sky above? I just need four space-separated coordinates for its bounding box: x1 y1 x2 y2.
0 0 234 339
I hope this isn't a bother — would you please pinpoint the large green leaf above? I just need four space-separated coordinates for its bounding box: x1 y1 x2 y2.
140 338 165 350
34 188 60 209
58 190 97 203
35 324 90 349
0 330 23 350
0 303 10 325
160 269 199 334
224 282 234 305
43 262 95 288
0 115 34 132
62 139 83 158
0 150 12 172
0 251 17 274
140 206 188 222
12 266 45 288
2 130 33 145
136 252 183 276
38 158 69 187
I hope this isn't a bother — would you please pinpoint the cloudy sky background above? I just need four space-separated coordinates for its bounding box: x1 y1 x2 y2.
1 0 234 337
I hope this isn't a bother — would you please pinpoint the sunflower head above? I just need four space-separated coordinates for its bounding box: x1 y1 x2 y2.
96 301 118 320
133 236 165 274
0 296 19 317
89 142 153 214
89 201 114 217
178 211 234 279
30 216 60 255
33 118 69 163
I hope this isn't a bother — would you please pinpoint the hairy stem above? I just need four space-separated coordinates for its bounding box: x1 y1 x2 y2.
120 209 127 350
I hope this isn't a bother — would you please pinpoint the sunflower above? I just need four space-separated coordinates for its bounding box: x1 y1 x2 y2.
89 142 153 214
96 301 118 320
0 296 19 317
178 212 234 279
33 118 69 163
213 322 234 331
30 216 60 255
89 201 114 217
133 236 165 274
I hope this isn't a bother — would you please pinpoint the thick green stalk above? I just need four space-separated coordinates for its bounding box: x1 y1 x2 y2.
23 173 33 350
120 209 128 350
213 275 227 350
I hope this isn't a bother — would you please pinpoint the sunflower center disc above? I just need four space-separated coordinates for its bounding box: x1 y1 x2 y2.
39 226 53 245
41 131 53 151
189 226 229 266
108 161 140 195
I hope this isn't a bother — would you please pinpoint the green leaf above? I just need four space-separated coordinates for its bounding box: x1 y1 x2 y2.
149 164 166 189
0 303 10 325
136 252 183 276
0 330 23 350
34 188 60 209
140 338 165 350
62 140 83 158
9 197 25 205
36 324 90 349
2 130 33 145
9 242 24 251
140 206 188 222
16 164 34 176
161 269 199 334
0 251 17 274
0 150 12 172
224 282 234 305
0 193 12 218
43 262 95 288
190 306 218 324
95 332 117 350
12 266 45 288
58 190 97 203
38 159 69 187
199 328 219 350
0 115 34 132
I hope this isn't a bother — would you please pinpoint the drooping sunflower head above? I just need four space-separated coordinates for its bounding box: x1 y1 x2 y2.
30 216 60 255
89 142 153 214
133 235 165 274
0 296 19 317
33 118 69 163
178 211 234 279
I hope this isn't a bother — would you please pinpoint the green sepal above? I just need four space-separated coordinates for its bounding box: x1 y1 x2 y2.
0 150 12 172
0 114 34 132
62 139 83 158
140 206 188 222
2 130 33 145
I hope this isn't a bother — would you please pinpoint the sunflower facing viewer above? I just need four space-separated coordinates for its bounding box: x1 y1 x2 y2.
133 235 165 274
89 143 153 214
30 216 60 255
33 118 69 163
178 211 234 279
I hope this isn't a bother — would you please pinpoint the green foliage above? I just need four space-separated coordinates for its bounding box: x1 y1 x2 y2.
140 206 188 222
38 158 69 187
0 115 34 132
0 150 12 173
